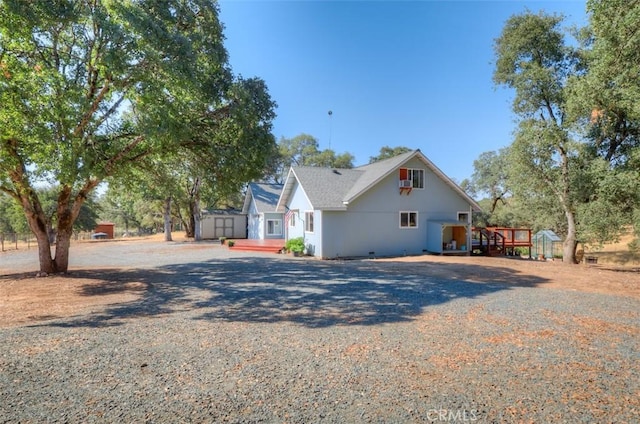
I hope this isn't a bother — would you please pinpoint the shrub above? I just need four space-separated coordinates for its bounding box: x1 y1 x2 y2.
227 240 235 247
285 237 305 253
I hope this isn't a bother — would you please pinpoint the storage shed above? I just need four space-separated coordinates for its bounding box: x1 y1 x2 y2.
426 221 471 255
532 230 562 259
93 222 115 239
201 210 247 240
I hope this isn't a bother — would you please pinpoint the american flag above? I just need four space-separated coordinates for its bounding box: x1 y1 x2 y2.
284 208 294 226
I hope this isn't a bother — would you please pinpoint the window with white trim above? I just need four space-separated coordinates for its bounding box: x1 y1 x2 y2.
408 169 424 188
399 168 425 189
305 211 314 233
267 219 282 236
400 211 418 228
458 212 469 223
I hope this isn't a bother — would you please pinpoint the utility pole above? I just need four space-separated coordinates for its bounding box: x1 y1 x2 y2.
327 110 333 150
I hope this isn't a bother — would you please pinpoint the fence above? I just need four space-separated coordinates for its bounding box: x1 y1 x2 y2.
1 233 38 252
1 231 151 252
1 232 106 252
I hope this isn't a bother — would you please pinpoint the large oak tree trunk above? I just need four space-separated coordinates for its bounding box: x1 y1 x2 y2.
185 208 195 238
17 185 57 274
25 211 57 274
563 210 579 264
18 182 96 274
34 230 55 274
193 197 202 242
53 190 76 273
163 196 173 242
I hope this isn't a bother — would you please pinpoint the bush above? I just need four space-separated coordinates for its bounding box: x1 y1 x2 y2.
227 240 235 247
285 237 305 253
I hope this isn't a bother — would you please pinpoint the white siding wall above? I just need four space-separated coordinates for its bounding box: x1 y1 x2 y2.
246 199 261 239
320 158 472 258
285 181 318 253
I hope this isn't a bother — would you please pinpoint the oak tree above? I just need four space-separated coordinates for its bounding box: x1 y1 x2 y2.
494 11 583 263
0 0 276 273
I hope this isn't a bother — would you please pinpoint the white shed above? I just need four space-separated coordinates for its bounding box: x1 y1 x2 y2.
201 210 247 240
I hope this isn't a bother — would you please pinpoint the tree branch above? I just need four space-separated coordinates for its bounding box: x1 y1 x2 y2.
74 77 111 137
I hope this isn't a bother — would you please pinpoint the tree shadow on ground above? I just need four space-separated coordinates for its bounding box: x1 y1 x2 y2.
33 256 551 329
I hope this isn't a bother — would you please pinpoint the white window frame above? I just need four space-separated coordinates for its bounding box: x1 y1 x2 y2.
266 219 282 236
408 169 425 189
305 211 314 233
399 211 418 228
457 212 470 224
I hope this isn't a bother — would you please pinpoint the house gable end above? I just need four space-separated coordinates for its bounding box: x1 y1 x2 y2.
243 183 283 214
344 149 481 211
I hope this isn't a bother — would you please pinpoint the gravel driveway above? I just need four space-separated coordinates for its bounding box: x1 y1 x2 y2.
1 240 639 422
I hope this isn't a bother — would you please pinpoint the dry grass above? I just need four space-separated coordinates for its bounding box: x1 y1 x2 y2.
583 232 640 266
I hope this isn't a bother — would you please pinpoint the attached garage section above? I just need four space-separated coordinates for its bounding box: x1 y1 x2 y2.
201 210 247 240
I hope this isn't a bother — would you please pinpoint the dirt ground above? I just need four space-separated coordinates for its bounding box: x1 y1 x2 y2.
1 236 639 329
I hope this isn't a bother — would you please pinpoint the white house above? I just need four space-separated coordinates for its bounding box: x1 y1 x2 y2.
242 182 285 240
274 149 481 258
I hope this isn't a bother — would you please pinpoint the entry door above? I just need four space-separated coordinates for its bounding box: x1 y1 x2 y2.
214 217 234 238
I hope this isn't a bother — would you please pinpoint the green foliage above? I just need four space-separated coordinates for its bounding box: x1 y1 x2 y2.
482 5 640 262
493 11 584 262
568 0 640 248
467 148 511 214
285 237 305 253
0 193 28 233
493 11 573 118
368 146 412 163
266 134 354 182
0 0 276 272
576 157 639 245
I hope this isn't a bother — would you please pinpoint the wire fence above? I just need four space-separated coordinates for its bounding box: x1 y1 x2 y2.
0 231 119 252
0 233 38 252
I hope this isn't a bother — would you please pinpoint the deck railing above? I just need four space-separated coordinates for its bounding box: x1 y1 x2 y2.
472 227 532 256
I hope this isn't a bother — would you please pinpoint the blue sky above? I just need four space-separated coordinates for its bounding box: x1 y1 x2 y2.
218 0 588 183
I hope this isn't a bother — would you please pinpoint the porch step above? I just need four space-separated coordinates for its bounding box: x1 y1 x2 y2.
227 239 285 254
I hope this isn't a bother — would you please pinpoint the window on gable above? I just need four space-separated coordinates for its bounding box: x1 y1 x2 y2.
305 211 314 233
409 169 424 188
400 211 418 228
399 168 424 189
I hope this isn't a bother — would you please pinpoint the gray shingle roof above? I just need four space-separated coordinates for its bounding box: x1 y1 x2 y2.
344 150 417 203
244 182 283 213
290 167 364 210
277 149 481 212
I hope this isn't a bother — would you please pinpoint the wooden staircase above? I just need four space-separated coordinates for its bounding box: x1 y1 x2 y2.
227 239 285 254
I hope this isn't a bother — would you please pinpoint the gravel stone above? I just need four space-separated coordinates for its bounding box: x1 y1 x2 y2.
1 242 639 422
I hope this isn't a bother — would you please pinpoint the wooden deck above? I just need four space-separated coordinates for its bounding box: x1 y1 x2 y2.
227 239 286 254
472 227 532 257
